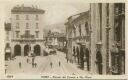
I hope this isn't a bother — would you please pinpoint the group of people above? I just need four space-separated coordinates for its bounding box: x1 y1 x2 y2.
50 61 61 68
31 57 37 68
66 44 90 71
18 56 37 69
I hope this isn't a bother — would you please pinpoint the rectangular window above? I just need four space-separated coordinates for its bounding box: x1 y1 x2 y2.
15 31 20 38
26 23 29 29
36 23 39 29
26 15 29 20
36 15 39 20
79 24 81 36
99 3 102 41
35 31 39 38
25 30 30 35
16 15 19 20
25 30 30 38
16 23 19 29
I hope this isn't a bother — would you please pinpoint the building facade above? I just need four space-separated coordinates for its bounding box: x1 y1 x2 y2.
90 3 125 75
10 5 45 57
65 11 91 70
5 23 11 60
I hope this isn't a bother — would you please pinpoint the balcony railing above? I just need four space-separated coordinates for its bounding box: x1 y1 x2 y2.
21 34 35 39
12 39 44 43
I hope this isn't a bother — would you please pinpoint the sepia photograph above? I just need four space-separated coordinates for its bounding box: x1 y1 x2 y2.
0 0 126 79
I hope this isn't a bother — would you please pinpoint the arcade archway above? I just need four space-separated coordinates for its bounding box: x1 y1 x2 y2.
14 45 21 56
24 45 29 56
34 45 41 56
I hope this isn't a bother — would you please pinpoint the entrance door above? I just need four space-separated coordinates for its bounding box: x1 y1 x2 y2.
34 45 40 56
14 45 21 56
24 45 29 56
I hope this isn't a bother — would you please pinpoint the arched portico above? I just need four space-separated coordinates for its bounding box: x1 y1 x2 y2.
14 45 21 56
34 45 41 56
24 45 30 56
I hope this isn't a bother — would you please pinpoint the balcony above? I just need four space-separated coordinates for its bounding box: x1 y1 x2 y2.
12 34 44 43
21 34 35 39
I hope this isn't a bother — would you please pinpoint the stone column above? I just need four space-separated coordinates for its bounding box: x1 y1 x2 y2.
31 44 34 51
21 44 24 56
90 3 97 74
11 43 14 58
109 3 114 71
102 3 108 75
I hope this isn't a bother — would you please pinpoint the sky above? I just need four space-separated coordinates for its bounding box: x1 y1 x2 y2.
0 0 90 32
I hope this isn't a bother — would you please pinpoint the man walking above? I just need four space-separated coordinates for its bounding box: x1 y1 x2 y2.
73 46 76 62
35 63 37 68
32 62 34 68
80 45 85 70
19 62 21 68
32 57 35 63
67 58 69 63
76 47 80 64
59 61 61 67
50 62 53 68
5 65 8 74
85 48 90 71
96 50 102 74
27 58 29 63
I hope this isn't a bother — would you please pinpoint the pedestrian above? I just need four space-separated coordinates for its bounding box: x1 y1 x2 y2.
80 45 85 70
67 58 69 63
5 68 7 74
96 50 102 74
85 48 90 71
27 58 29 63
5 65 8 74
32 62 34 68
19 62 21 68
73 46 76 62
35 63 37 68
76 47 80 64
32 57 35 63
50 62 53 68
59 61 61 67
